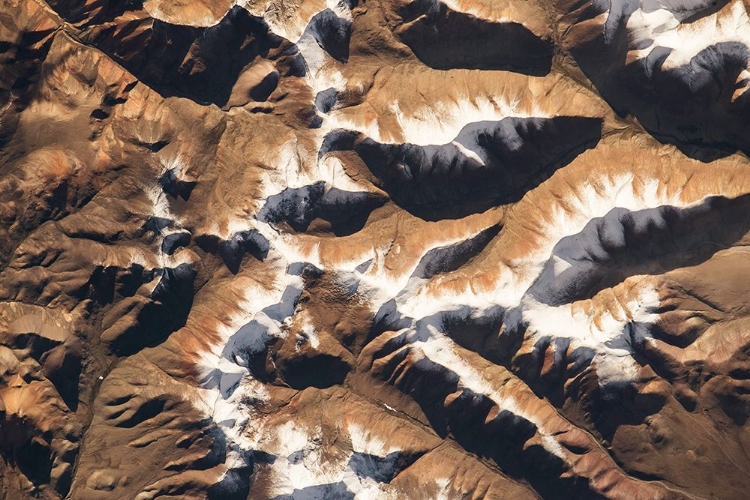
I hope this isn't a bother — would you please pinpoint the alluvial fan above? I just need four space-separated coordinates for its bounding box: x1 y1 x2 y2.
3 0 750 498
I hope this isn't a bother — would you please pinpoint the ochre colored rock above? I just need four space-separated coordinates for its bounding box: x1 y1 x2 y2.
3 0 750 498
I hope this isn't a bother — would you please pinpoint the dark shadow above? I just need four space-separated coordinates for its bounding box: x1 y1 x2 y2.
571 7 750 159
6 333 82 412
394 0 553 74
86 265 118 304
195 230 270 274
347 451 400 483
466 194 750 447
207 465 252 500
74 6 297 106
279 351 352 389
529 193 750 307
41 345 82 412
220 320 277 384
270 483 354 500
682 0 732 23
15 436 53 487
89 108 109 120
143 216 171 234
113 397 167 428
315 87 338 113
50 3 353 106
257 182 387 236
45 0 144 25
159 168 196 200
370 345 600 499
161 231 191 255
302 9 352 63
110 263 196 355
412 224 500 279
321 116 602 220
248 71 280 102
442 306 521 366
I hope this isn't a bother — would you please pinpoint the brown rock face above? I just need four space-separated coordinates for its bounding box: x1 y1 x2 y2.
3 0 750 498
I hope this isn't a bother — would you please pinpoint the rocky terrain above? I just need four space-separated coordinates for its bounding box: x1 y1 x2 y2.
2 0 750 498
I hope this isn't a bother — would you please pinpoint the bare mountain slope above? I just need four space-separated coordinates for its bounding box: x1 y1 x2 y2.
2 0 750 498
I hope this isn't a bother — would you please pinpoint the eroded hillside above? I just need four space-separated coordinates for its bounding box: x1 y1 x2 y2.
2 0 750 498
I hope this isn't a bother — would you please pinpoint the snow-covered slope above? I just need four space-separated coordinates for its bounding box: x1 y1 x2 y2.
3 0 750 498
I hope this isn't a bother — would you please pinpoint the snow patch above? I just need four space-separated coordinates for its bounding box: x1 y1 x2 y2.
347 423 401 457
326 95 546 147
624 0 750 71
242 419 401 499
403 324 567 460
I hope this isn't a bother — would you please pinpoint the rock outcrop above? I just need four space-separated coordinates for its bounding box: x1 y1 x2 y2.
2 0 750 498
